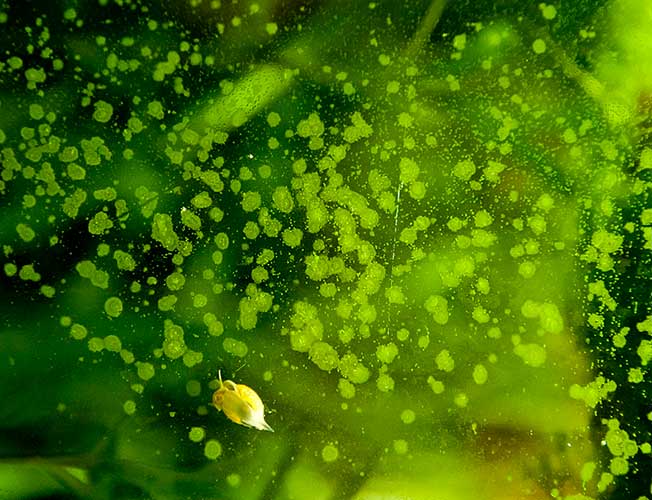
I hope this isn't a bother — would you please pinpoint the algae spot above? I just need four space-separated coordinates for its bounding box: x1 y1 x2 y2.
425 295 449 325
338 378 356 399
104 297 123 318
70 323 88 340
376 343 399 364
309 341 339 371
472 364 488 385
427 376 445 394
93 100 114 123
136 362 155 381
189 427 206 443
223 337 248 358
88 212 114 235
342 112 373 143
400 409 416 424
16 223 35 242
453 159 476 181
514 343 546 367
123 400 136 415
162 319 187 360
376 373 395 392
204 439 222 460
393 440 408 455
151 213 179 251
435 350 455 372
532 38 547 54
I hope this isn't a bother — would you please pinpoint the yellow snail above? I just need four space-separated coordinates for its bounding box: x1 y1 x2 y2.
212 370 274 432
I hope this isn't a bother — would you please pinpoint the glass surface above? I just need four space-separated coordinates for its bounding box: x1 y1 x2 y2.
1 0 651 498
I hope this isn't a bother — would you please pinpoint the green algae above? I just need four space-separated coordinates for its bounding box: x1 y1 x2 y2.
104 297 123 318
1 1 650 498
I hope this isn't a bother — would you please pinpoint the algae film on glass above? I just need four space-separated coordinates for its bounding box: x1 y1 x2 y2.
1 0 651 499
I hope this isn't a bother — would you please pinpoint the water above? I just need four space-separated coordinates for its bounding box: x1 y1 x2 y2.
1 0 651 499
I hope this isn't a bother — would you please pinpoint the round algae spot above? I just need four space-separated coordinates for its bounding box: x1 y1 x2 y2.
427 376 445 394
193 294 208 308
282 228 303 247
70 323 88 340
376 343 399 364
88 337 104 352
309 341 339 371
399 157 420 183
136 361 155 381
267 112 281 127
436 349 455 372
386 81 400 94
338 378 356 399
29 104 45 120
610 456 629 476
241 191 261 212
16 223 35 242
93 100 114 123
562 128 577 144
19 264 41 282
514 343 546 367
453 159 476 181
158 295 177 312
88 212 114 235
474 210 493 227
123 400 136 415
204 439 223 460
186 380 201 397
541 4 557 19
120 350 135 364
532 38 546 54
472 306 490 323
393 439 408 455
4 263 17 277
518 261 537 278
376 373 395 392
227 473 241 487
166 271 186 291
204 313 224 337
97 243 111 257
400 409 416 424
397 328 410 342
473 364 488 384
183 350 203 368
223 337 248 357
539 302 564 333
104 296 123 317
424 295 449 325
319 282 337 297
321 444 339 462
272 186 294 213
378 54 391 66
454 392 469 408
243 221 260 239
385 286 405 304
104 335 122 352
189 427 206 442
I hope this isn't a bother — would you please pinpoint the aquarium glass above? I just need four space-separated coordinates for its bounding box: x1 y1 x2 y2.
1 0 652 499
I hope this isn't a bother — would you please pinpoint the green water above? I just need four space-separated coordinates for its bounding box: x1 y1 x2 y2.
1 0 651 499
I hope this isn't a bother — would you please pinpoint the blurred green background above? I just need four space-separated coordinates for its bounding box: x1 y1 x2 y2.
1 0 652 498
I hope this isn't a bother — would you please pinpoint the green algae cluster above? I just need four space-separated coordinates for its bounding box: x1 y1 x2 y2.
1 0 652 499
